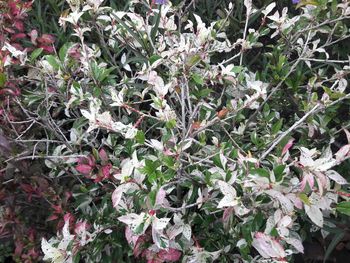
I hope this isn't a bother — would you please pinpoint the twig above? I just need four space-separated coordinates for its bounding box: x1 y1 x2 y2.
259 104 320 161
259 93 350 161
240 1 252 66
5 154 86 163
301 58 350 64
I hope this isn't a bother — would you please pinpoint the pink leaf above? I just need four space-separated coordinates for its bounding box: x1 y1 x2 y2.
282 138 294 156
112 184 127 208
99 148 109 163
76 164 93 175
223 207 234 222
134 236 147 257
300 173 314 191
158 248 182 262
101 164 112 178
37 34 55 45
252 232 286 259
155 188 167 207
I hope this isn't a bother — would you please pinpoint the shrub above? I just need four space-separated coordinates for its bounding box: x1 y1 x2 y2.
1 0 350 262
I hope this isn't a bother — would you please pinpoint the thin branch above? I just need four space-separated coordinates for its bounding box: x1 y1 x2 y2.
259 93 350 161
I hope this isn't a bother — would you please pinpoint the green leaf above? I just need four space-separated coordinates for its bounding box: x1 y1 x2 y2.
250 131 259 145
323 86 344 99
323 232 345 263
162 156 175 168
135 130 145 144
299 193 311 205
150 5 161 43
0 73 7 88
149 189 157 206
272 119 283 134
193 88 213 99
273 165 286 182
231 66 244 74
166 119 177 129
186 55 201 68
59 42 73 62
45 55 60 70
251 168 270 179
336 202 350 216
191 73 204 85
149 54 162 65
30 48 43 62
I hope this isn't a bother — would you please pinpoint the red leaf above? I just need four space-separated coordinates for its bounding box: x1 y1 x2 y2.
37 34 55 45
101 164 112 178
11 33 26 41
76 164 93 175
46 214 59 222
158 248 182 262
13 20 24 32
20 183 34 193
39 45 54 53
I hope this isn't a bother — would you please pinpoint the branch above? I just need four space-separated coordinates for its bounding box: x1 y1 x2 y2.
259 93 350 161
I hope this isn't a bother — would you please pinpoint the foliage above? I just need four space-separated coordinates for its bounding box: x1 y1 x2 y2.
1 0 350 262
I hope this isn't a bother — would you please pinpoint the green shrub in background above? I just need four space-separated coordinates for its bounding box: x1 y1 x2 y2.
1 0 350 262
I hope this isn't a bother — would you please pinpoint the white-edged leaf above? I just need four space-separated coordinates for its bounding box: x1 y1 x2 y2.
217 181 237 208
335 144 350 162
220 151 227 169
112 184 127 208
183 224 192 241
305 204 323 227
262 2 276 16
285 237 304 253
252 232 286 258
325 170 348 185
150 139 164 151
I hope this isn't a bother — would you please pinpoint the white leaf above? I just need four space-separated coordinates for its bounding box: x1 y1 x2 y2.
150 139 164 151
121 158 134 178
181 139 193 151
125 126 138 139
278 215 292 229
81 109 93 121
41 238 64 262
325 170 348 185
112 184 127 208
118 212 150 234
252 232 286 258
153 217 170 232
285 237 304 253
121 53 127 64
220 151 227 169
228 2 233 10
217 181 237 208
167 225 183 240
262 2 276 16
305 204 323 227
335 144 350 162
183 224 192 241
266 189 294 214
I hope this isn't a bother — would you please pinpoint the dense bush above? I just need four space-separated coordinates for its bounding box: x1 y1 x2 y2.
1 0 350 262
